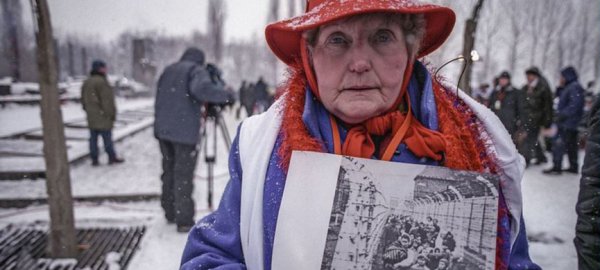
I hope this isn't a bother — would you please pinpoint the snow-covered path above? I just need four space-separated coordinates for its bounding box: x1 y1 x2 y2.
0 97 153 138
522 161 581 270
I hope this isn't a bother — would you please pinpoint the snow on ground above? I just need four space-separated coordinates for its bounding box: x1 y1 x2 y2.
0 97 153 138
0 106 242 269
521 154 583 270
0 101 586 269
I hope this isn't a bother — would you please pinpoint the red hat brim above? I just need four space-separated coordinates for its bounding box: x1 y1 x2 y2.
265 0 456 66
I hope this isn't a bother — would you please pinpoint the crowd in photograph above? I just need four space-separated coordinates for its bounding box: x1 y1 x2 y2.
375 214 464 270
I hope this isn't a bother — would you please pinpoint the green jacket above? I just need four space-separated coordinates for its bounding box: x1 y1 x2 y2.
81 74 116 130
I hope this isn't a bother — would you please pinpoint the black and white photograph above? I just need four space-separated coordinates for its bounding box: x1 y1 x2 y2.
321 157 499 270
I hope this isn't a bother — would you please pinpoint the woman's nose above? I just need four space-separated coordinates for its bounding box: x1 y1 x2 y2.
348 45 371 74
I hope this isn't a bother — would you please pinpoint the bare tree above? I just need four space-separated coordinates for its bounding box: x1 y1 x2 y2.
458 0 484 94
267 0 280 85
288 0 296 17
474 0 501 83
81 47 87 75
30 0 77 258
576 0 591 74
556 2 574 75
539 0 562 69
209 0 226 64
526 0 544 66
1 0 23 81
505 0 529 74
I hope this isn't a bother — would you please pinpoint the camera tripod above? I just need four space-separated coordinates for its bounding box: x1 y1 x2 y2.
198 105 232 211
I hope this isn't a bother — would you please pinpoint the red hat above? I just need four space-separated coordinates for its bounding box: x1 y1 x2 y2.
265 0 456 66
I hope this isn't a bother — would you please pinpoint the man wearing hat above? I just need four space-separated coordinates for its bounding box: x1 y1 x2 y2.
81 60 124 166
488 71 524 144
519 67 553 166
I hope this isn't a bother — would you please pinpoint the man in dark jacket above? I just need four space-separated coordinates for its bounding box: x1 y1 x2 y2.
543 67 585 174
574 97 600 269
154 47 233 231
253 77 271 114
81 60 124 166
519 67 553 166
488 71 524 144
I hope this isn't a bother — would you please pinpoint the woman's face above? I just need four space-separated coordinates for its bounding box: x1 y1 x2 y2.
311 15 410 124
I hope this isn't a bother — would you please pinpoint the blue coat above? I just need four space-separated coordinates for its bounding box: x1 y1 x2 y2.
557 67 585 130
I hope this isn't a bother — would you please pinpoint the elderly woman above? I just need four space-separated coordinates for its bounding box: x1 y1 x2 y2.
181 0 539 269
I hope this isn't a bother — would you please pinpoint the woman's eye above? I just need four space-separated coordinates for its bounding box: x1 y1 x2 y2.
326 33 348 46
374 30 395 43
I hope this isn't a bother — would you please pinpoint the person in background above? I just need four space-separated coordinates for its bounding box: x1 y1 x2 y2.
519 67 553 166
581 81 597 137
488 71 523 145
586 81 596 96
236 80 247 119
81 60 124 166
543 66 585 175
472 83 492 107
154 47 233 232
574 97 600 269
253 76 271 113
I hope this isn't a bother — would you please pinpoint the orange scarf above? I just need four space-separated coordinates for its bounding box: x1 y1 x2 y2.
340 110 447 161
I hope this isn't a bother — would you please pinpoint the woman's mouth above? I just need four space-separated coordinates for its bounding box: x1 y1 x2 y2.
343 86 378 91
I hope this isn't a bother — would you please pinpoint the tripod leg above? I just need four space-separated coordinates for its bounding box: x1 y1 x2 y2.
205 117 218 211
197 118 207 155
207 162 213 211
217 115 232 151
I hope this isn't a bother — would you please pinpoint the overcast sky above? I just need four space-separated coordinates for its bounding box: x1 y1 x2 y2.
47 0 276 42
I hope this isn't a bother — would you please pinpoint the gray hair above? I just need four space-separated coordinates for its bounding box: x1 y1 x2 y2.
302 12 426 59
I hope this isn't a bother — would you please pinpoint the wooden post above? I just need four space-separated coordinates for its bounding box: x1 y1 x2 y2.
30 0 77 258
459 0 484 95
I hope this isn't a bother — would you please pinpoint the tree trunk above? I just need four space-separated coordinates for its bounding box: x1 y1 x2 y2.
209 0 226 64
30 0 77 258
459 0 484 95
459 19 476 94
577 8 589 75
288 0 296 17
67 42 75 77
81 47 87 75
1 0 22 81
268 0 280 85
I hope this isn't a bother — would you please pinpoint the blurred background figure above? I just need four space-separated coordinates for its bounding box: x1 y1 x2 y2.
519 67 553 166
543 66 585 175
472 82 493 107
236 80 248 119
81 60 124 166
252 76 272 114
154 47 232 232
488 71 523 145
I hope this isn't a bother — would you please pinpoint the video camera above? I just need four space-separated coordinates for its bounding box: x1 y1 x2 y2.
206 63 225 86
204 63 235 115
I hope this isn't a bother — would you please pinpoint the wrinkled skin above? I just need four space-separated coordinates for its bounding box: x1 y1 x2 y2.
311 16 409 124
